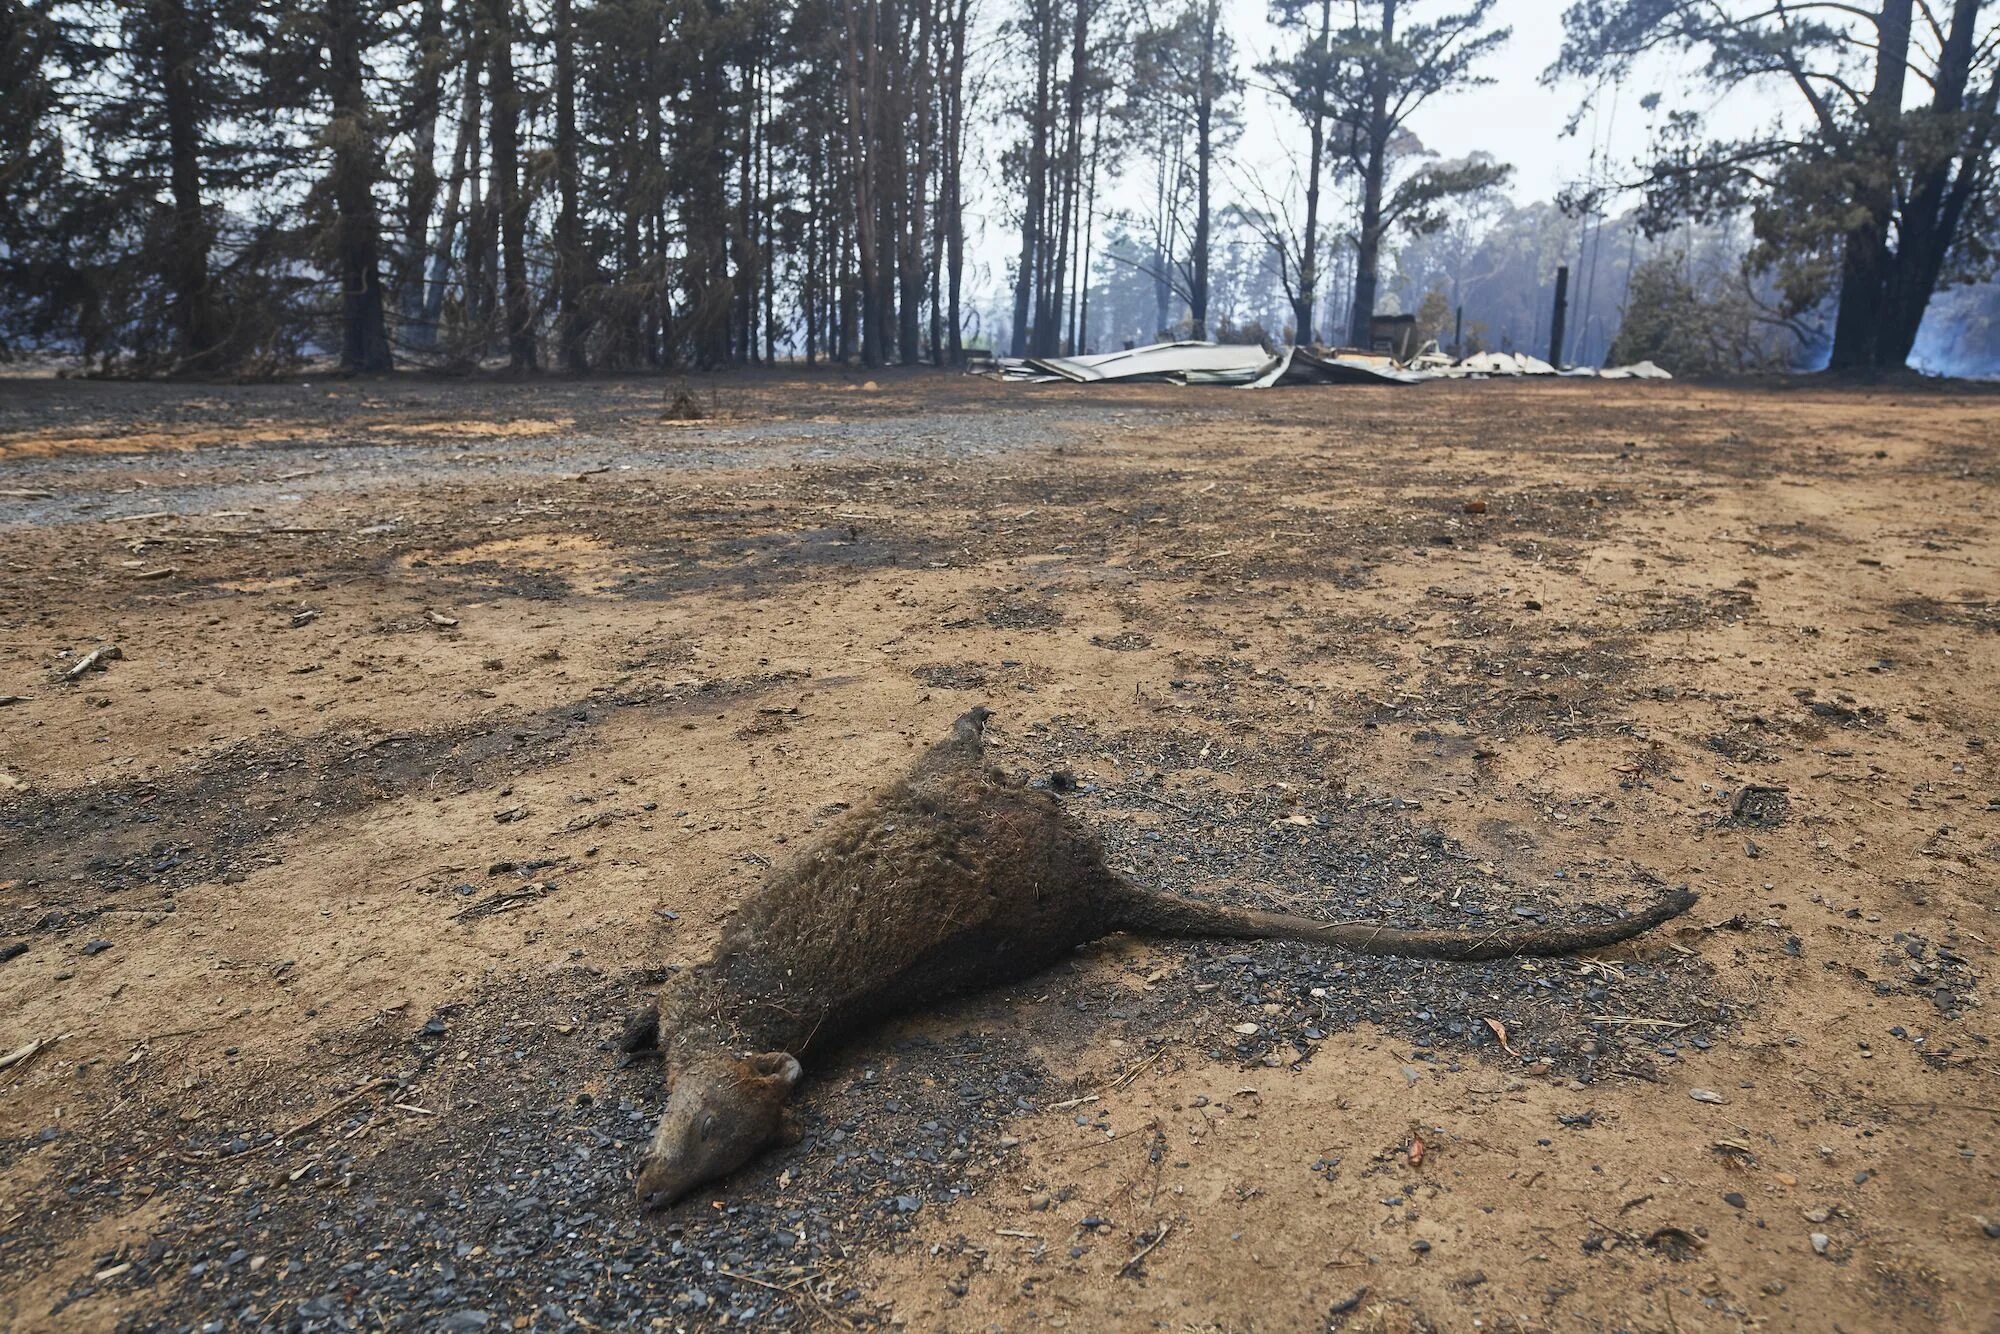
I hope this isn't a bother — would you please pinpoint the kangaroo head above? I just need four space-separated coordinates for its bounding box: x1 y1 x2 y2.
636 1050 801 1210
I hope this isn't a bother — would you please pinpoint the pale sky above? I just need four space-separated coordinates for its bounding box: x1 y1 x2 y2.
1373 0 1791 203
1374 0 1658 204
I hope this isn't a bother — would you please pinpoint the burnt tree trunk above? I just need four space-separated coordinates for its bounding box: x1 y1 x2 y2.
1346 0 1394 348
328 0 392 373
873 0 899 361
943 0 969 363
462 46 492 340
1011 0 1055 357
1040 0 1088 356
1875 0 1994 368
157 0 222 372
1827 0 1911 372
1292 0 1330 345
484 0 534 370
735 29 759 363
422 16 480 342
554 0 589 372
398 0 446 346
899 0 933 364
844 0 884 365
1190 0 1221 341
1076 100 1103 353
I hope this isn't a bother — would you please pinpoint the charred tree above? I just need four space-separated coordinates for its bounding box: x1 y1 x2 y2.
1188 0 1220 339
397 0 446 348
150 0 228 372
483 0 534 370
843 0 886 364
553 0 589 372
326 0 392 372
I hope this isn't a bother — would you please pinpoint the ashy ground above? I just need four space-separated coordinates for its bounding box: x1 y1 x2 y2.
0 370 1995 1332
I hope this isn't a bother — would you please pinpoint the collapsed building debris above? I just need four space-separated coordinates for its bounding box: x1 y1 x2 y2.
981 340 1673 388
1000 340 1276 385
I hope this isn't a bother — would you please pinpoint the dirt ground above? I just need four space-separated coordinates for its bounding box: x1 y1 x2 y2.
1 369 1995 1332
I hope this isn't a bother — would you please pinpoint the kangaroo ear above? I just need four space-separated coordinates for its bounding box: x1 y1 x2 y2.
619 1004 661 1053
745 1051 802 1090
951 706 992 746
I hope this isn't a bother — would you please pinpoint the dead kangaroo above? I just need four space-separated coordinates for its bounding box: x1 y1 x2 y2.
627 707 1694 1208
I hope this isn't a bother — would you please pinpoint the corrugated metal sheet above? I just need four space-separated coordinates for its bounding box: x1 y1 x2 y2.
979 341 1673 387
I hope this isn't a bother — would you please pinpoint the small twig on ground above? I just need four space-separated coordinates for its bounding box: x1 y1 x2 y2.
556 807 634 835
713 1268 815 1295
452 883 555 921
718 1265 862 1330
181 1077 401 1162
94 1132 180 1182
1104 1039 1182 1095
63 644 121 680
1040 1040 1176 1112
0 1034 66 1075
1046 1130 1150 1160
1045 1092 1101 1111
1881 1100 2000 1116
799 1280 862 1332
1119 1219 1174 1274
1586 1214 1640 1245
136 1025 226 1043
1128 790 1204 819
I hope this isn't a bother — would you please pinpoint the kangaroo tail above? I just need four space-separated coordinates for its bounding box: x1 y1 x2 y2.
1109 885 1696 961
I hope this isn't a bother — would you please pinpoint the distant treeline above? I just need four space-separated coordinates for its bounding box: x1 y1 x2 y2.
1 0 981 374
0 0 1531 375
1 1 1994 377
